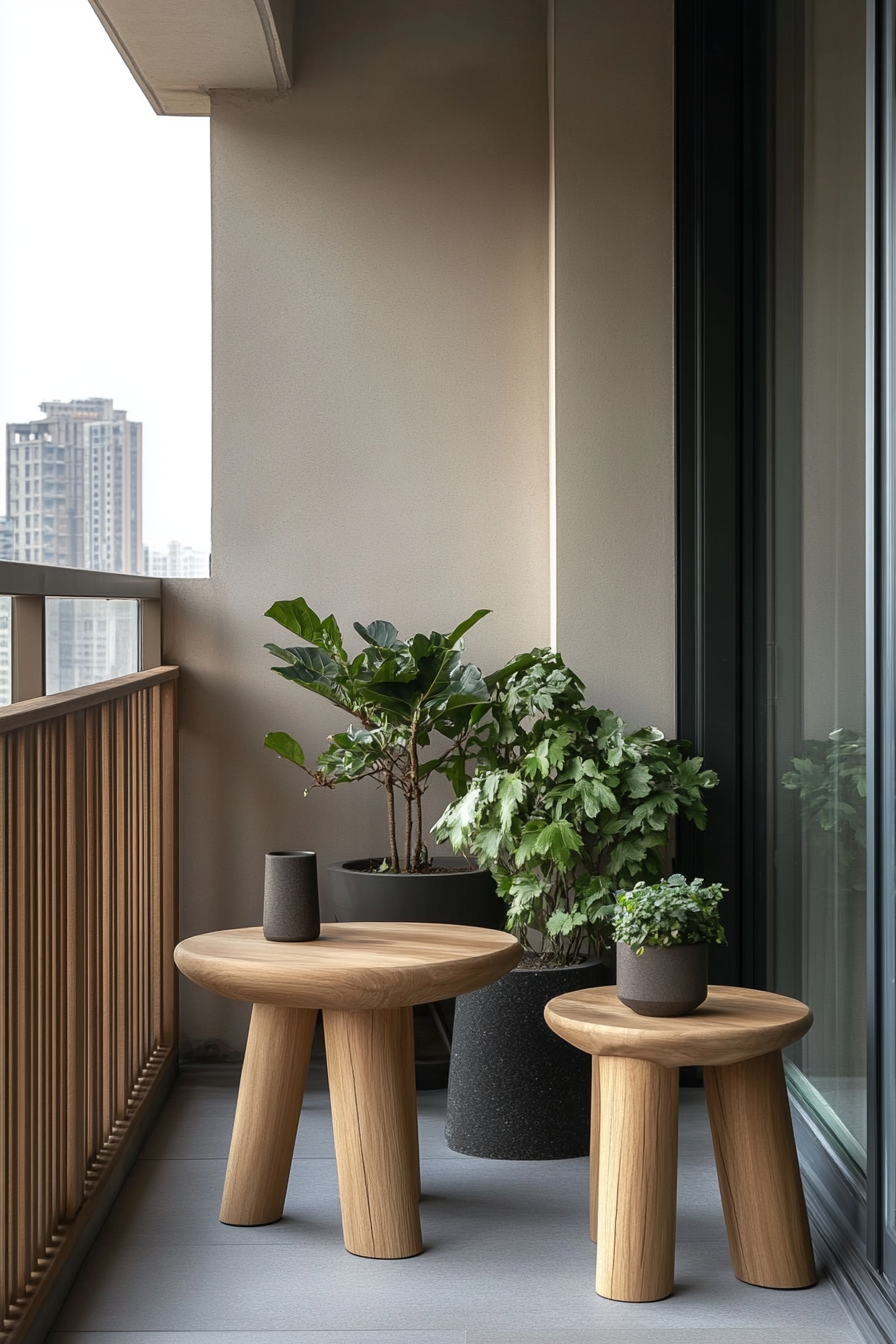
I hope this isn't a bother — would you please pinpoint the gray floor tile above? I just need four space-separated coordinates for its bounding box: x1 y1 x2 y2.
467 1331 860 1344
51 1075 861 1342
50 1335 463 1344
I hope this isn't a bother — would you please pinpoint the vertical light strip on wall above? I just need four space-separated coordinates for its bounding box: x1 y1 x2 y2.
547 0 558 651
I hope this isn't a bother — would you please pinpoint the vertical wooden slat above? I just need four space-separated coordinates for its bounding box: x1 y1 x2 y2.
15 732 30 1304
150 684 162 1042
160 679 178 1047
115 696 127 1121
65 711 86 1222
0 732 10 1327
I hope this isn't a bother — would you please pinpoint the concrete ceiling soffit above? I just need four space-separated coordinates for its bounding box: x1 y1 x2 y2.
88 0 294 115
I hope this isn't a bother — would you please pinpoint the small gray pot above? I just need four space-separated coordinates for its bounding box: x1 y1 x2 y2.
616 942 708 1016
263 851 320 942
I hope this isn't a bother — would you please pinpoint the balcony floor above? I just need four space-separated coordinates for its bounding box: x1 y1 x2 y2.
50 1064 861 1344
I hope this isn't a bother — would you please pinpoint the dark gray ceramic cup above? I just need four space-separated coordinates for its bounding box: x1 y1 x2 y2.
263 851 320 942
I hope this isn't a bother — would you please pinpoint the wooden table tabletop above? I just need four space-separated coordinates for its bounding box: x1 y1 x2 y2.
545 985 816 1302
175 922 520 1259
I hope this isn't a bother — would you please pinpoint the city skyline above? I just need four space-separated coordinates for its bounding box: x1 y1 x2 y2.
0 0 210 550
3 398 209 578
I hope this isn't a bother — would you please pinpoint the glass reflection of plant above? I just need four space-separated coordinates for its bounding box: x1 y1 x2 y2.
782 729 866 890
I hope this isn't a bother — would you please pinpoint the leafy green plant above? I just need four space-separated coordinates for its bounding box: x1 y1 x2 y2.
433 653 719 966
610 874 727 954
782 728 866 890
263 597 533 873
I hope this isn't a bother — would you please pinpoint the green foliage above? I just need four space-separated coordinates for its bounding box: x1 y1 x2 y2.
781 729 866 890
263 597 534 873
432 652 720 965
609 874 727 954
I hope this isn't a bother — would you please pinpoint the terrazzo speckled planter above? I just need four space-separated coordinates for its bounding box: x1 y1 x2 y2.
445 957 607 1159
616 941 709 1016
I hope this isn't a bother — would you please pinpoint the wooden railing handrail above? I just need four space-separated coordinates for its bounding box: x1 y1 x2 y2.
0 666 179 732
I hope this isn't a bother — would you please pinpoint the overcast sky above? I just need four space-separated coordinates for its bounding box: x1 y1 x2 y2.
0 0 211 552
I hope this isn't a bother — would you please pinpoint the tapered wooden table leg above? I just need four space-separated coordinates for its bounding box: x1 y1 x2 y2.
705 1050 816 1288
324 1005 422 1259
596 1055 678 1301
589 1055 600 1243
220 1003 316 1225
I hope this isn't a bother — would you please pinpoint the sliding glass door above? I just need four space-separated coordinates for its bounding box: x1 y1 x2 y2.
766 0 868 1169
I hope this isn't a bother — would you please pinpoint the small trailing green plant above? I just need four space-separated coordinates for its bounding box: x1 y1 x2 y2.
263 597 534 874
433 653 719 966
782 728 866 890
610 874 727 954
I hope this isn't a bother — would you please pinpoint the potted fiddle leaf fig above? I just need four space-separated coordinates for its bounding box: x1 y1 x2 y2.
262 597 535 1086
611 874 727 1017
432 651 719 1158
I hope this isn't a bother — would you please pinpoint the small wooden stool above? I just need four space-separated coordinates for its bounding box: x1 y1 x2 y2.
175 922 519 1260
544 985 816 1302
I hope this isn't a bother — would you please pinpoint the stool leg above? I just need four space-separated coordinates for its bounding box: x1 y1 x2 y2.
596 1056 678 1301
589 1056 600 1243
704 1050 816 1288
220 1003 316 1225
323 1005 422 1259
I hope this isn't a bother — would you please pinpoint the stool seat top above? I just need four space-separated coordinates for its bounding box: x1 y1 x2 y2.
544 985 812 1067
175 922 520 1012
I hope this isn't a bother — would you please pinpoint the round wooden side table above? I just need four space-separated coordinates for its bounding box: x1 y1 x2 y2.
175 922 520 1259
544 984 815 1303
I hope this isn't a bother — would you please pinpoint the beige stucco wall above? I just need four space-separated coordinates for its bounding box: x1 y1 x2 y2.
553 0 675 732
163 0 676 1053
163 0 551 1052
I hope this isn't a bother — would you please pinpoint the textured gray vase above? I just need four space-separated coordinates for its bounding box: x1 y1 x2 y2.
615 942 708 1015
446 957 607 1159
263 851 320 942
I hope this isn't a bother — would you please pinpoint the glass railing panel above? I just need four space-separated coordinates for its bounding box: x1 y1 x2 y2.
45 597 140 695
0 596 10 706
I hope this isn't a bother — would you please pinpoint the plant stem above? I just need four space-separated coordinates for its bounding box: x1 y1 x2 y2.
409 716 423 870
385 773 399 871
414 790 424 869
403 788 412 873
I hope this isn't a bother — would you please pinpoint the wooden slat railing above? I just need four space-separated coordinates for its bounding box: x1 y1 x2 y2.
0 667 179 1342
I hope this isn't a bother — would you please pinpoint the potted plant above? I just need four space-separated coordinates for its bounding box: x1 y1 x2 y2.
611 874 727 1016
263 597 533 1085
432 652 719 1158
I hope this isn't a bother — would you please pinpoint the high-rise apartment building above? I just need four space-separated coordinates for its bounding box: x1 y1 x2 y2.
0 516 13 561
144 539 209 578
6 399 142 573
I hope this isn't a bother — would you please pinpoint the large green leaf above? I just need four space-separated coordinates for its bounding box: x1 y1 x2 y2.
267 644 354 706
445 609 491 647
265 598 345 657
263 731 305 767
483 649 542 690
354 620 400 649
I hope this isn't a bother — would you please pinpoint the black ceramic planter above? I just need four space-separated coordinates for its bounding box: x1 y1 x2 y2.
328 857 505 926
445 957 607 1159
615 942 709 1016
328 858 504 1089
